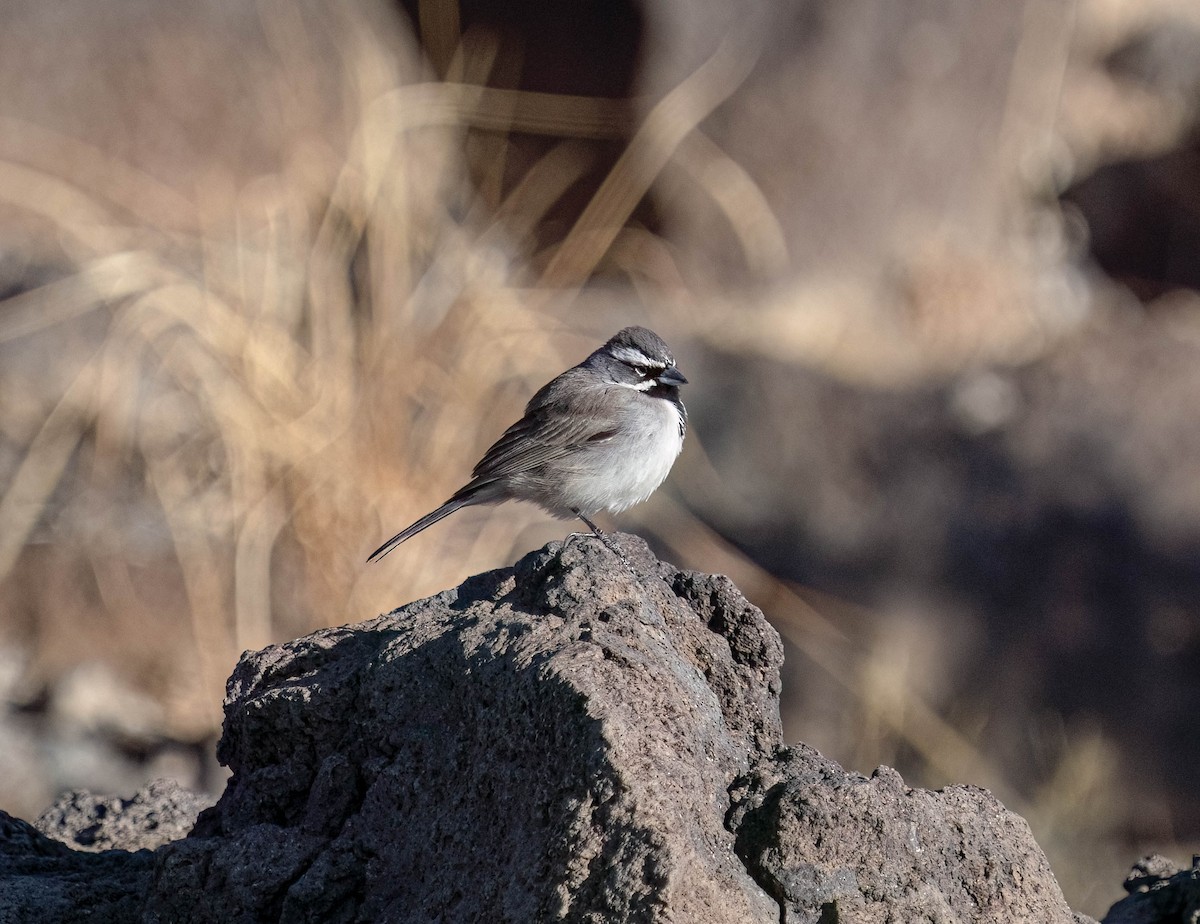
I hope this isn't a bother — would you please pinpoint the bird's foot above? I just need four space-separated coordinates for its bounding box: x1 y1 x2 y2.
564 530 627 563
569 511 634 570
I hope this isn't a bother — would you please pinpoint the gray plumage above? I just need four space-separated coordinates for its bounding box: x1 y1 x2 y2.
367 326 687 562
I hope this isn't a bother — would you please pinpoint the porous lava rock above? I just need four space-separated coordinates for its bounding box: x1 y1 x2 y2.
0 535 1095 923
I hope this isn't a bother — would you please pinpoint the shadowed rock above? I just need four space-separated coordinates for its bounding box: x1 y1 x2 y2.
0 810 153 924
1 535 1096 922
1101 855 1200 924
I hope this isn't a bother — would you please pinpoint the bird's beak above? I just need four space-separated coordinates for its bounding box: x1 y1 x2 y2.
657 367 688 386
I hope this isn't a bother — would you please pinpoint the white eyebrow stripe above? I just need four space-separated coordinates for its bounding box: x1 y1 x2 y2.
611 345 658 366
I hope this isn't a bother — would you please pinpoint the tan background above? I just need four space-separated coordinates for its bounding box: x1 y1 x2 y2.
1 0 1199 917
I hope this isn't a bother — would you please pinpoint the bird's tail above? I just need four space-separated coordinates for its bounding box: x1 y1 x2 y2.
366 497 470 562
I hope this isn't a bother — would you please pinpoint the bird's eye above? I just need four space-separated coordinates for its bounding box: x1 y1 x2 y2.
633 366 649 378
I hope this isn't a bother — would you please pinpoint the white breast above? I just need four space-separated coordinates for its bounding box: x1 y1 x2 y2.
556 394 684 516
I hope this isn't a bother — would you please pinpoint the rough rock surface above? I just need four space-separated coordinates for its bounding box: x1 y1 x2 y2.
149 535 784 923
35 778 214 853
730 745 1088 923
0 535 1094 922
0 810 153 924
1101 855 1200 924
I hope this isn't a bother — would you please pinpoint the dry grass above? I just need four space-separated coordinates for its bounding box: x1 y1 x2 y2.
0 3 790 736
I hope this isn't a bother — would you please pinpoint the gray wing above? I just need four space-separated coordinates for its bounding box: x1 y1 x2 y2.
463 372 619 486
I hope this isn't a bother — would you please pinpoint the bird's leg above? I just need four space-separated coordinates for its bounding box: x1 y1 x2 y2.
570 509 632 567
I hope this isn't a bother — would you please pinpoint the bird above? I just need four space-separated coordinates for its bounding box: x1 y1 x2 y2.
367 326 687 562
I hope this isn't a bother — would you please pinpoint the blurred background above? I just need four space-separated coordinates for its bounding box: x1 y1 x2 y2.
1 0 1198 916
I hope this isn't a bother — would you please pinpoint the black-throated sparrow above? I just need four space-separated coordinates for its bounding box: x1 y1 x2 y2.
368 326 687 562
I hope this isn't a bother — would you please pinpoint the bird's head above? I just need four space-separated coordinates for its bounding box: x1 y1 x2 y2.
594 326 687 392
